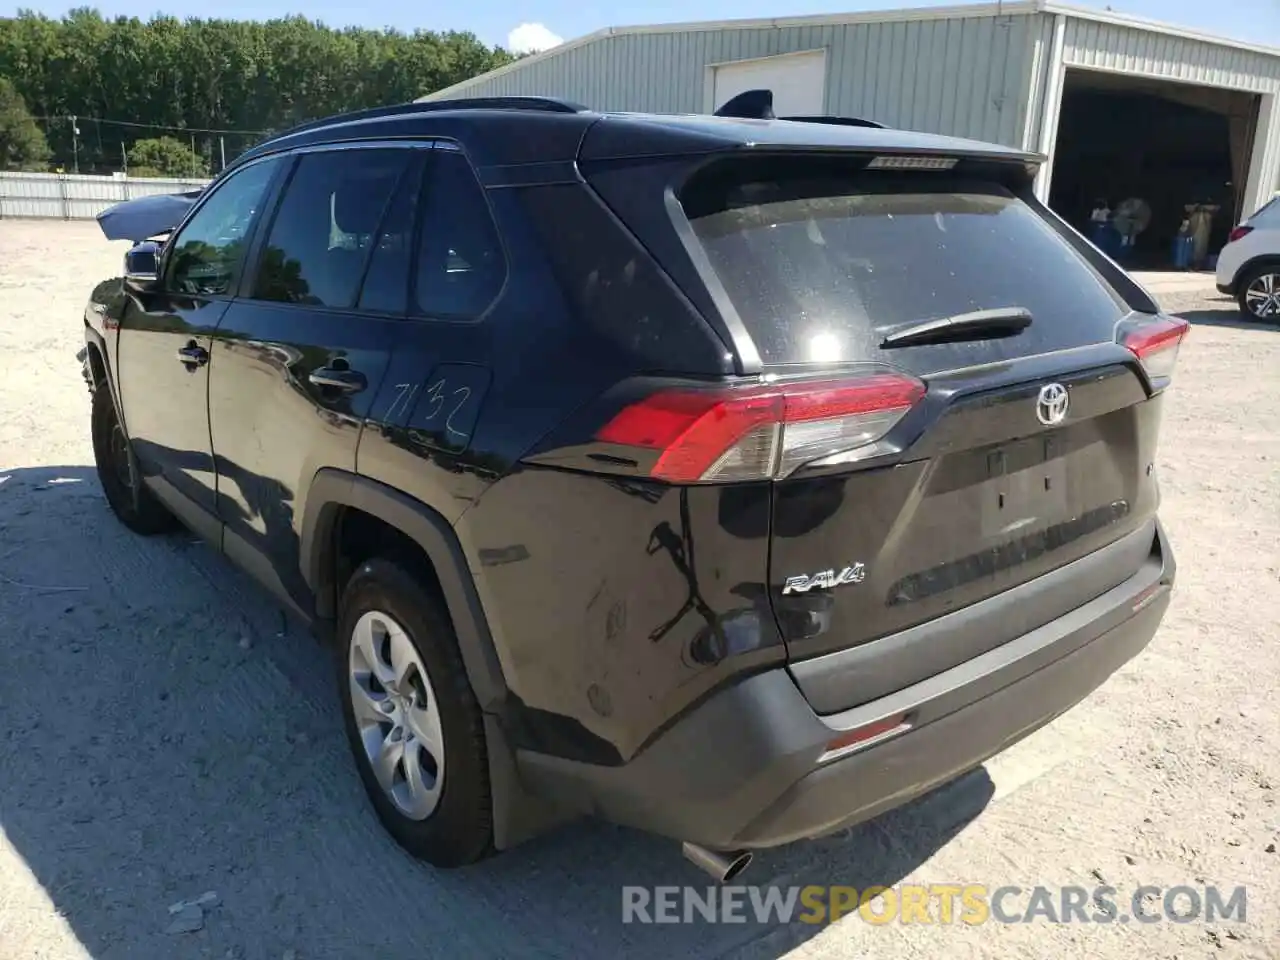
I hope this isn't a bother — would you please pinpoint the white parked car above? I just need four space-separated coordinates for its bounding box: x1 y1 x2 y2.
1216 195 1280 321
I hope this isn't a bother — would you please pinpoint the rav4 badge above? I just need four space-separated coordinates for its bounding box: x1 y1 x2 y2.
781 564 867 595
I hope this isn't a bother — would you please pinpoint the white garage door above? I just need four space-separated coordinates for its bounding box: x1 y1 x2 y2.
711 50 827 117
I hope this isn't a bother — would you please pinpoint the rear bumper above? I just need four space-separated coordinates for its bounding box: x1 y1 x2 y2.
517 522 1175 850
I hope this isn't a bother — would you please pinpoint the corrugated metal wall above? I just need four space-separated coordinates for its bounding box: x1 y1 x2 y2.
1061 17 1280 92
435 14 1042 148
0 172 209 221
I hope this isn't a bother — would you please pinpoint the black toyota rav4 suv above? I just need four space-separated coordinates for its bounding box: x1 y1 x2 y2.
83 95 1181 879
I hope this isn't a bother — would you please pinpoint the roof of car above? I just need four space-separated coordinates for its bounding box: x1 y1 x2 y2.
230 97 1040 173
578 112 1040 164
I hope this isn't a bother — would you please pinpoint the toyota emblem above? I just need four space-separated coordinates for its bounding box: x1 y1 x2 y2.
1036 383 1069 426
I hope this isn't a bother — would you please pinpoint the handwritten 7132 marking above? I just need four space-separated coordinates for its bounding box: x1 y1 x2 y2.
386 376 477 444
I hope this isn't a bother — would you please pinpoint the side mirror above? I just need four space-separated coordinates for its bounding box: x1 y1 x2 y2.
123 240 160 291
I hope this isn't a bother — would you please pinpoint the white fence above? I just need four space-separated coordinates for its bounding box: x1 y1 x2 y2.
0 172 211 221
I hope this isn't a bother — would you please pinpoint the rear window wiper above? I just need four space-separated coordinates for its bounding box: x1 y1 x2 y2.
879 307 1033 348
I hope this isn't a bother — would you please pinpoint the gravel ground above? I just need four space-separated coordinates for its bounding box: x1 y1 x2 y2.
1 220 1277 960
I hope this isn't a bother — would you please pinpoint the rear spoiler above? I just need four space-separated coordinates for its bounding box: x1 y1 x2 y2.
714 88 885 129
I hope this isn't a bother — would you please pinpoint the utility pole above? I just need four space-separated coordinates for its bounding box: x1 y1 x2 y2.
219 135 226 172
190 134 197 177
122 141 128 175
70 115 80 174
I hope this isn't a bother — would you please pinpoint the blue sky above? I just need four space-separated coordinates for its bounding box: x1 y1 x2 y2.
3 0 1276 51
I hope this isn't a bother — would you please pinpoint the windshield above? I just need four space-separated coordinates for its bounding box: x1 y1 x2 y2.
684 169 1126 366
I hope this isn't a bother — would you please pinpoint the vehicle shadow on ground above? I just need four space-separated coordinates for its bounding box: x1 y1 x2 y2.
0 465 994 960
1176 304 1277 330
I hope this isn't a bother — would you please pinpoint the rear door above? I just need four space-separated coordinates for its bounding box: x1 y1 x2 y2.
672 156 1184 709
354 142 510 511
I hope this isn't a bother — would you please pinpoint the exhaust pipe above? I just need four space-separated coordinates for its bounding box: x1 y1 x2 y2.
681 842 753 884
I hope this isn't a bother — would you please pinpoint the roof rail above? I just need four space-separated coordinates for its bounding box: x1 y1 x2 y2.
781 115 886 129
270 96 589 141
416 96 589 114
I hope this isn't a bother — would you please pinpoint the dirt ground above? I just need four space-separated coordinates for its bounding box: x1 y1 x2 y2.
1 220 1277 960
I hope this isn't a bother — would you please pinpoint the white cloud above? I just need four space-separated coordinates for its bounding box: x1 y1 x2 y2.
507 22 564 54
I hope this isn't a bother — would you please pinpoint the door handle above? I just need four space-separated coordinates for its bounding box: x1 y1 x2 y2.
176 342 209 366
309 367 367 393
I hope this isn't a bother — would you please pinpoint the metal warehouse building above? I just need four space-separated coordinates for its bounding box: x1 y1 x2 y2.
424 0 1280 265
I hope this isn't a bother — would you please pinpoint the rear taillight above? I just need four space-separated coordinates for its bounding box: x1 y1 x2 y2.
1122 316 1189 384
1228 225 1254 244
596 372 926 483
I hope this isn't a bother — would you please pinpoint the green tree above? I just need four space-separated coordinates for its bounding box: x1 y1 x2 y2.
0 10 515 172
0 75 50 170
128 135 208 176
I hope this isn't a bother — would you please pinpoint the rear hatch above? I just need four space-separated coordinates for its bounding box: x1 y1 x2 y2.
588 146 1187 714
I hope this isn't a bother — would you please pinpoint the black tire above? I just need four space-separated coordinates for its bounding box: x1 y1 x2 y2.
90 385 176 535
1236 264 1280 322
336 557 495 867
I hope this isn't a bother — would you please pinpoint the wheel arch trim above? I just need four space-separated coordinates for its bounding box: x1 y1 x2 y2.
1232 254 1280 291
84 325 139 451
84 326 121 409
84 335 109 384
300 468 508 712
300 469 571 850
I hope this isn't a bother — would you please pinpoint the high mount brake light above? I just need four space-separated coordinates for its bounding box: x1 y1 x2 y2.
865 155 957 171
1122 316 1189 385
596 373 926 483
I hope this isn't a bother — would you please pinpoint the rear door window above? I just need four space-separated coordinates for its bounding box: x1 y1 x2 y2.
413 147 506 319
682 166 1127 367
357 154 424 314
251 149 412 309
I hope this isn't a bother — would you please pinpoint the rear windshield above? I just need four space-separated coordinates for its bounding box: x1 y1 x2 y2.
683 169 1126 366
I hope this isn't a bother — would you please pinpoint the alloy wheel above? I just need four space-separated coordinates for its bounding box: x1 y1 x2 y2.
1244 272 1280 319
348 610 445 820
